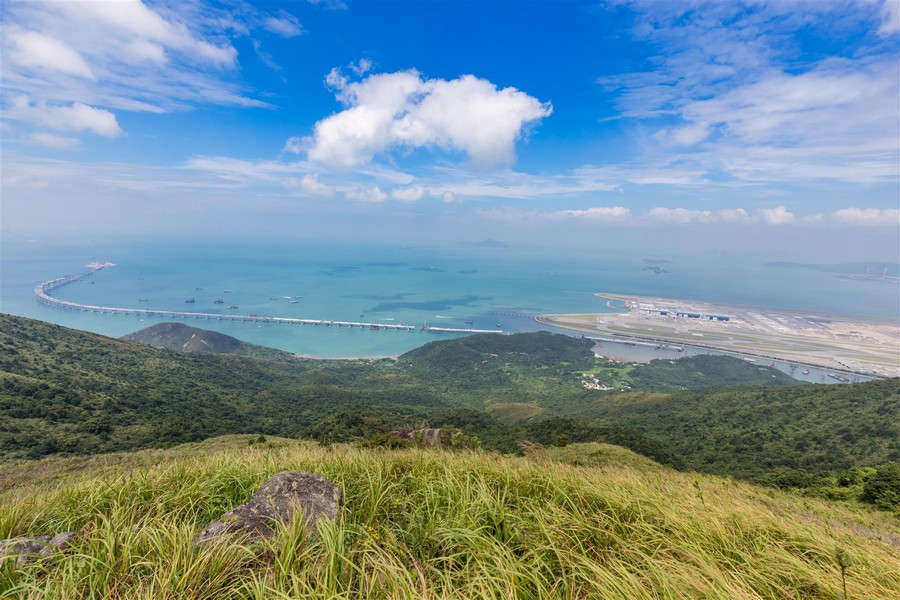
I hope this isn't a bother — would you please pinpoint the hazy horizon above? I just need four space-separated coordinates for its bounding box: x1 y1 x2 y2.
2 1 899 267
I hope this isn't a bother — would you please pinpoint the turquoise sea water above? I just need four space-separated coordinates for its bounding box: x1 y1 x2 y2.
2 238 898 358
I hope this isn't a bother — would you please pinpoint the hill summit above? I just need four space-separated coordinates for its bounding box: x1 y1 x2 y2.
121 322 292 359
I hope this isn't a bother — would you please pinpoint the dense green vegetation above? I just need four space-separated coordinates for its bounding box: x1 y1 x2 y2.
1 313 897 511
0 314 430 458
1 436 897 598
581 380 900 480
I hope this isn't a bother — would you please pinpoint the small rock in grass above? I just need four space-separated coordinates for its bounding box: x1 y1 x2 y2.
194 471 343 546
0 531 76 567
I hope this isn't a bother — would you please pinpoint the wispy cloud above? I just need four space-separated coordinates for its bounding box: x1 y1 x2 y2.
10 95 122 137
879 0 900 34
599 0 899 187
26 132 81 151
0 0 301 138
544 204 894 227
556 206 631 221
263 11 304 38
182 154 619 202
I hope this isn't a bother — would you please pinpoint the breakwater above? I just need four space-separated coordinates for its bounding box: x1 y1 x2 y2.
35 267 505 335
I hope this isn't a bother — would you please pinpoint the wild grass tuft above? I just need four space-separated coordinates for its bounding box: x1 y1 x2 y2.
1 436 897 598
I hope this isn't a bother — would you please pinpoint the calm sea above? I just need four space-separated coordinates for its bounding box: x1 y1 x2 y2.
2 237 898 358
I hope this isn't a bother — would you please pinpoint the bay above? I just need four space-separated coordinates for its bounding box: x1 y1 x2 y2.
2 237 897 358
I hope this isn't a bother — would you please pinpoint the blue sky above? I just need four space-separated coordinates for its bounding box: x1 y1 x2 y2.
1 0 898 259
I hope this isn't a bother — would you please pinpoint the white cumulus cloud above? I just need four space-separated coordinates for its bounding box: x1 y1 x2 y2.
831 207 900 226
717 208 750 222
646 207 715 224
286 173 334 196
557 207 632 220
345 186 388 202
302 69 551 168
391 186 426 202
757 205 795 225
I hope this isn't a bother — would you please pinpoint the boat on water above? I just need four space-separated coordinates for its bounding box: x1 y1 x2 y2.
139 299 148 302
214 299 224 304
802 369 810 375
185 298 195 303
227 304 239 309
465 321 473 325
289 300 298 304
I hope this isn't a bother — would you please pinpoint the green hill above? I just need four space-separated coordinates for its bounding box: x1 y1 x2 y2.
1 313 895 494
0 313 431 459
120 322 293 359
1 436 897 598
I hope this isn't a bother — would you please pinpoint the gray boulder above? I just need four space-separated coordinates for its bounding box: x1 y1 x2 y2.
0 531 76 567
195 471 343 546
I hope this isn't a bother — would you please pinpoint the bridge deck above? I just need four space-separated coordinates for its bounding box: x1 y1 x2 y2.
35 268 505 335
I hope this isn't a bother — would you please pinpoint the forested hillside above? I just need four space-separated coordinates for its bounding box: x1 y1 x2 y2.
583 380 900 479
1 314 896 499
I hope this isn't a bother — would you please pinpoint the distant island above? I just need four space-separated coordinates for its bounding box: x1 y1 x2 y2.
764 261 899 282
471 238 508 248
642 266 670 275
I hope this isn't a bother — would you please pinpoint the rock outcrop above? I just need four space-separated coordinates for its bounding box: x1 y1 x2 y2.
0 532 76 567
194 471 343 545
389 427 446 447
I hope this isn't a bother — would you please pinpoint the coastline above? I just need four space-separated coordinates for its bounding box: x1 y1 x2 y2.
593 292 900 325
534 316 881 379
536 291 900 379
293 353 400 361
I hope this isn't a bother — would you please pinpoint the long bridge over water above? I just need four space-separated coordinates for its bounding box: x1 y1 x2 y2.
35 266 505 335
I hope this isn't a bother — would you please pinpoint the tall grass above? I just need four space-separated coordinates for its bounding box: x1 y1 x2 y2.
1 437 897 599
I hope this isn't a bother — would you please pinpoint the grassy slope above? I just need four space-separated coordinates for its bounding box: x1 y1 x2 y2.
1 436 897 599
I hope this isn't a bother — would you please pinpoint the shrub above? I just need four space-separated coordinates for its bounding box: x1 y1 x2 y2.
860 462 900 510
